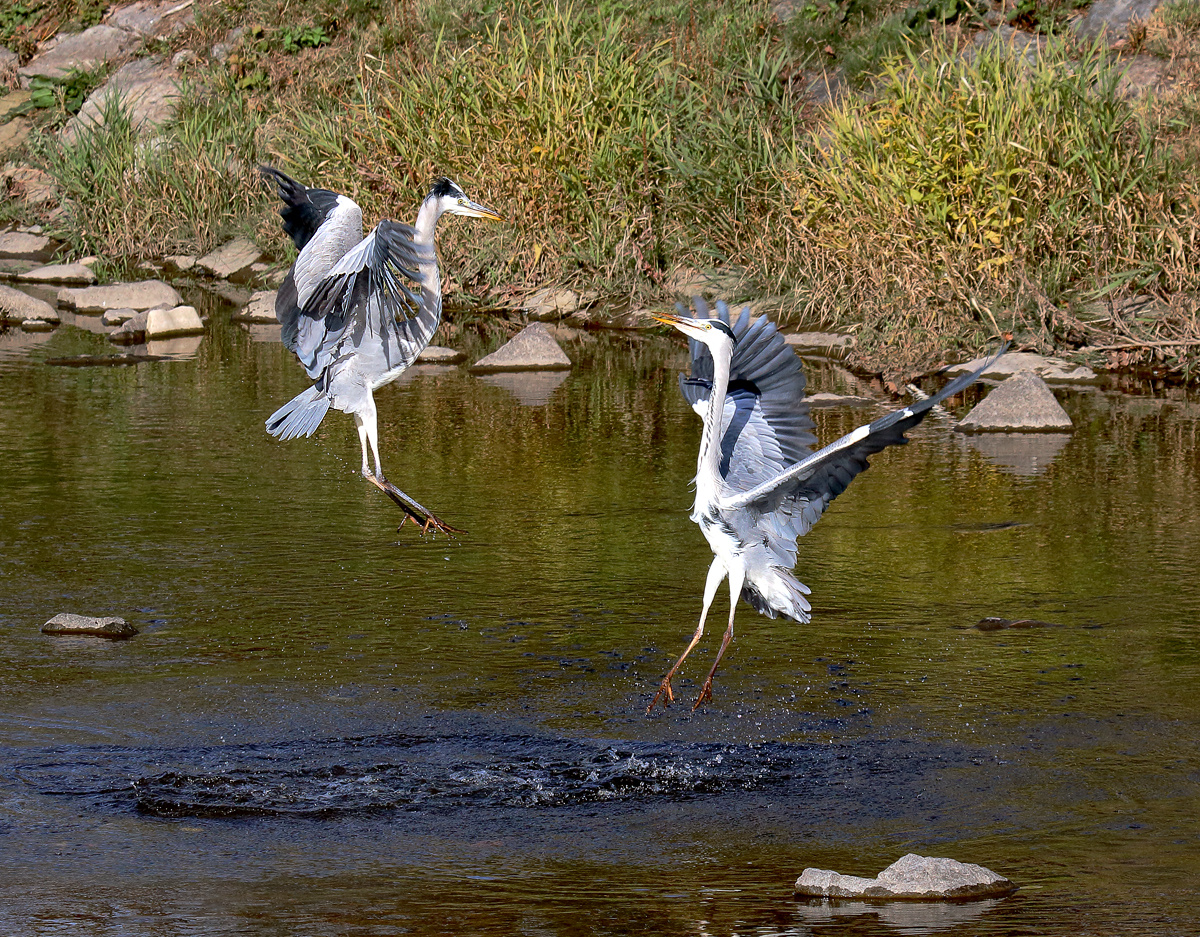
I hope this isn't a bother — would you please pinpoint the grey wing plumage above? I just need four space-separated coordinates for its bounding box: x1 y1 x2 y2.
291 220 432 383
678 298 817 492
726 344 1011 529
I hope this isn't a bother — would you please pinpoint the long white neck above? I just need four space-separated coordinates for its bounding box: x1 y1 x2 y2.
413 197 443 316
694 343 731 512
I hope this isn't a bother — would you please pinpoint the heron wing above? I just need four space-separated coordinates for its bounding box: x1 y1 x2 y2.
291 221 431 383
721 346 1009 533
259 165 341 251
678 299 817 491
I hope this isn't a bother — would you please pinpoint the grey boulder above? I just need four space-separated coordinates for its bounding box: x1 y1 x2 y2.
197 237 264 282
42 613 139 639
18 25 139 82
470 323 571 372
232 290 278 323
807 392 877 408
417 344 466 364
17 263 98 286
0 231 57 263
785 331 857 357
60 279 183 314
1074 0 1162 40
795 854 1016 901
62 56 182 144
944 351 1097 384
956 372 1074 433
0 284 58 324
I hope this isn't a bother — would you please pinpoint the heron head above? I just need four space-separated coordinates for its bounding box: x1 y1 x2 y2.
428 178 502 222
651 312 736 346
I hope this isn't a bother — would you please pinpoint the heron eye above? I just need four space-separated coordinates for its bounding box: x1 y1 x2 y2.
457 197 466 204
704 324 711 330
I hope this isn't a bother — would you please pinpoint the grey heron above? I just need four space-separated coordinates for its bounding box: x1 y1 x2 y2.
649 299 1005 711
260 167 501 534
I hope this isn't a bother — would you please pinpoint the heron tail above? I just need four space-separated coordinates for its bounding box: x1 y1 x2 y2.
742 570 812 624
266 385 331 440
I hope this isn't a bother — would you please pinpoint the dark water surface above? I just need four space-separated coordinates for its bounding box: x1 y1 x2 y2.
1 300 1199 936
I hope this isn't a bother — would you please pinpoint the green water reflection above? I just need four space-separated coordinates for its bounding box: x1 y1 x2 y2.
1 301 1198 935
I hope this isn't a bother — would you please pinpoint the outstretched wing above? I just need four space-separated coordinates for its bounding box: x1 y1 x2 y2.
290 220 433 383
259 165 341 251
678 298 817 493
723 345 1009 531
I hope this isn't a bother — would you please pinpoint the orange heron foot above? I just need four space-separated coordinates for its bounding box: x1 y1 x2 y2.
646 678 676 714
692 680 715 711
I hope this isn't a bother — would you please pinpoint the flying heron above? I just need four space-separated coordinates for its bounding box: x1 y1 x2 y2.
260 167 501 534
649 299 1006 712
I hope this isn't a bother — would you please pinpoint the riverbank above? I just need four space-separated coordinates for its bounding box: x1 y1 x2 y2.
1 0 1198 381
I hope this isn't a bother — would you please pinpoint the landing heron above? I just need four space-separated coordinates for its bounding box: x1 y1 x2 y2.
260 167 501 534
649 299 1005 711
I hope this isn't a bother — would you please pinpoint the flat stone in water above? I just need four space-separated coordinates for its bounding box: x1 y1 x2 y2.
232 290 278 323
807 392 877 408
60 280 183 314
17 263 98 286
0 284 58 324
470 323 571 372
42 613 139 639
944 351 1097 384
976 617 1060 631
795 854 1016 900
956 372 1074 433
417 345 466 364
197 238 264 282
785 332 856 357
146 305 203 338
0 231 57 263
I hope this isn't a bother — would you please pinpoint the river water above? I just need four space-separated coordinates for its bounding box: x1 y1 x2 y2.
1 294 1198 936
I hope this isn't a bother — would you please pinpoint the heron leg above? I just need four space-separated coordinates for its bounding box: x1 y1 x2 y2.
647 557 726 714
693 562 744 710
352 404 463 536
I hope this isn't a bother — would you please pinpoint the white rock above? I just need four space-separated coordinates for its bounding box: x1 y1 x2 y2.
17 263 98 286
944 351 1098 384
42 612 138 639
469 322 572 372
145 305 203 338
21 318 57 332
807 392 877 407
232 290 277 323
956 372 1074 433
59 279 182 313
795 854 1015 900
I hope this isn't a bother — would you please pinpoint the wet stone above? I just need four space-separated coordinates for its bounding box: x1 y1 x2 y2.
944 351 1097 384
417 345 466 364
785 332 856 357
42 612 139 639
60 279 183 314
956 372 1074 433
146 305 203 338
232 290 277 323
795 854 1016 901
470 323 572 372
109 310 149 344
102 307 138 326
0 284 58 324
162 255 196 275
807 392 877 408
976 617 1060 631
17 263 98 286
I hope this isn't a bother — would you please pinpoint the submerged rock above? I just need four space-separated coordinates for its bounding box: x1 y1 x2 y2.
469 323 572 372
795 854 1016 901
60 279 183 314
976 617 1060 631
956 372 1074 433
42 613 139 639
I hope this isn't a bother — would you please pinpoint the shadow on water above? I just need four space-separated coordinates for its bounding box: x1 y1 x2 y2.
1 303 1199 934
